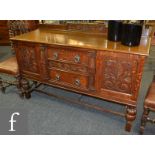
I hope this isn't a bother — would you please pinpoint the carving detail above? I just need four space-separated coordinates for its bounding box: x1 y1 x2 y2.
126 107 137 120
40 46 49 80
102 56 137 94
48 61 89 73
67 23 107 33
131 56 145 100
19 46 38 73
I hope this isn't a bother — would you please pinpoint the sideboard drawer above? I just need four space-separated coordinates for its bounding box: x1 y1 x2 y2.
49 68 89 91
47 47 96 67
48 60 90 74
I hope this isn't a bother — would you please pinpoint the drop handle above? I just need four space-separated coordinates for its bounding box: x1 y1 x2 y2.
55 74 60 81
53 52 58 60
74 55 80 63
75 79 80 86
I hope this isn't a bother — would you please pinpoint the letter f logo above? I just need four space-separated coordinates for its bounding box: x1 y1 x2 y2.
9 112 20 132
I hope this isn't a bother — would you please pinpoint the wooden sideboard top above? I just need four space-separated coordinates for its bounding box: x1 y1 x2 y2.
11 28 151 56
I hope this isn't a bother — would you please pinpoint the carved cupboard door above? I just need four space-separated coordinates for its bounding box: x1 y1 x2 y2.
15 42 41 80
95 51 146 104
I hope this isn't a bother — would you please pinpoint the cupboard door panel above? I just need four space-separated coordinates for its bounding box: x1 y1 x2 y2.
15 43 41 79
96 51 145 101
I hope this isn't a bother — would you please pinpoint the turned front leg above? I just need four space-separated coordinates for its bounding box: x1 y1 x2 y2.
15 75 23 98
125 106 137 132
15 75 21 89
0 77 3 89
0 76 5 93
140 107 150 134
20 78 31 99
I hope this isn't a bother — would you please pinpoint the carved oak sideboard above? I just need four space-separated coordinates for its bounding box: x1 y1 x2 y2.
11 27 151 132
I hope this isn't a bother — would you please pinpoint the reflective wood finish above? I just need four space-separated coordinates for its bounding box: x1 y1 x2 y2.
11 27 151 132
11 28 151 55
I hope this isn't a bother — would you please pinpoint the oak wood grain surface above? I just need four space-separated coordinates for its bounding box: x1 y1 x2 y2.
11 28 151 56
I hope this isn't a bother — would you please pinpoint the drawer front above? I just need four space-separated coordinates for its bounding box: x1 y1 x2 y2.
49 68 89 91
47 47 96 68
48 60 90 74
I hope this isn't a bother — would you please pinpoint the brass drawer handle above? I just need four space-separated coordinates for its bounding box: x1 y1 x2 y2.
53 52 58 60
55 74 60 81
75 79 80 86
74 55 80 63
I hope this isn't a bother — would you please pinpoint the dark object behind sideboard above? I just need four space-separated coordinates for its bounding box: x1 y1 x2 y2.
108 20 122 42
121 23 143 46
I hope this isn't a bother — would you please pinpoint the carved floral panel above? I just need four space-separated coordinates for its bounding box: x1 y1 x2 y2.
19 46 38 73
102 55 137 94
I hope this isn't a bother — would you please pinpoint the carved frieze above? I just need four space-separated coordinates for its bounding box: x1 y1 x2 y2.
67 23 107 33
48 61 89 74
